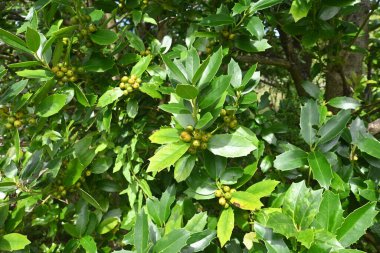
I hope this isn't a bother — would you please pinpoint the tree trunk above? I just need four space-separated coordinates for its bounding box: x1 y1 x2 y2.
325 0 371 100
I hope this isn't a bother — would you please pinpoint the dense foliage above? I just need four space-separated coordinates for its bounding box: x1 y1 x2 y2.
0 0 380 252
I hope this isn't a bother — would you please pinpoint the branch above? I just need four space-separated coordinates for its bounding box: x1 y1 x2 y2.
235 54 291 69
368 118 380 135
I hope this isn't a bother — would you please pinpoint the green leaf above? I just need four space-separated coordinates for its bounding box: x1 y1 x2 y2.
328 97 360 110
153 229 190 253
0 233 31 251
220 167 244 184
207 134 256 158
125 31 145 52
16 69 53 79
198 47 223 89
135 209 149 253
308 151 333 189
97 217 119 234
289 0 312 22
174 154 196 182
302 81 320 98
235 162 258 188
246 16 265 40
228 59 242 88
90 29 118 45
185 47 200 80
84 56 115 72
274 149 308 171
283 181 322 230
200 14 234 27
0 28 33 54
176 84 198 99
79 189 105 212
235 38 271 52
265 212 297 238
72 83 90 107
254 222 290 253
0 79 28 104
199 75 231 109
251 0 283 12
63 158 85 186
159 103 191 114
184 212 208 233
204 152 227 179
8 61 41 68
149 128 180 144
26 27 40 52
336 202 378 247
35 94 68 117
131 56 152 77
296 229 315 249
217 208 234 247
195 112 213 129
230 191 263 210
356 137 380 159
241 64 258 87
300 99 319 145
317 110 351 144
80 236 97 253
161 54 188 84
314 191 344 233
147 142 190 173
246 180 279 198
127 99 139 118
97 88 124 108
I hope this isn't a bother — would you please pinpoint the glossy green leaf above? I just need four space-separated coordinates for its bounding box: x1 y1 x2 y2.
149 128 180 144
308 151 333 189
230 191 263 210
274 149 308 171
283 181 322 229
36 94 68 117
184 212 208 233
131 56 152 77
185 47 200 80
159 103 191 114
80 236 97 253
135 209 149 253
314 191 344 233
174 154 196 182
217 208 234 247
84 56 115 72
0 28 33 54
328 97 360 110
290 0 312 22
63 158 85 186
153 229 190 253
195 112 213 129
199 75 231 109
176 84 198 99
228 59 242 88
251 0 283 12
183 229 216 252
26 27 40 52
97 88 124 107
0 233 31 251
125 31 145 51
246 180 279 198
254 222 290 253
73 83 90 107
246 16 265 40
207 134 256 158
147 142 190 173
90 29 118 45
302 81 320 98
161 54 188 84
265 212 297 238
300 99 319 145
0 79 28 104
97 217 119 234
79 189 105 212
317 110 351 144
16 69 53 79
198 47 223 89
337 202 378 247
356 137 380 159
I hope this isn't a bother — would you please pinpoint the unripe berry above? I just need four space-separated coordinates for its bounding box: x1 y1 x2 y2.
219 197 227 206
223 186 230 192
85 170 92 176
224 192 232 200
62 76 69 82
215 189 223 197
128 78 135 84
188 147 197 155
130 74 137 80
51 66 59 73
327 111 333 116
200 142 208 150
186 125 194 132
14 120 22 128
88 23 97 33
220 109 227 116
119 83 126 89
56 71 64 78
127 87 133 92
123 90 129 96
132 82 140 89
61 67 68 73
222 31 229 37
228 33 236 40
180 131 192 142
28 118 36 124
66 70 74 77
77 67 85 73
80 29 88 36
7 116 15 123
192 140 201 147
5 123 12 129
193 131 202 140
136 78 142 84
69 76 77 82
58 186 65 191
121 76 129 83
223 116 231 123
201 134 210 142
230 188 236 193
224 203 230 209
229 120 238 129
353 155 358 161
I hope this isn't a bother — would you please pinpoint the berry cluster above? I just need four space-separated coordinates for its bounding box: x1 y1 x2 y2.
221 30 236 40
69 15 97 47
51 63 83 85
52 170 91 199
215 185 236 209
220 109 238 129
119 74 142 96
180 126 212 154
140 48 151 56
1 108 36 130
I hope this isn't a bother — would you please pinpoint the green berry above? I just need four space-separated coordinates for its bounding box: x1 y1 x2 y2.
215 189 223 197
223 186 230 192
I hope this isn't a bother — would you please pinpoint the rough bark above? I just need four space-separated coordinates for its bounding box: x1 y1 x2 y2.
325 0 371 101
